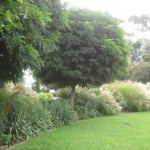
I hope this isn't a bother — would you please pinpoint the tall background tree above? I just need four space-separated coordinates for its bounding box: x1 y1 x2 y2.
0 0 65 86
37 8 129 107
129 15 150 82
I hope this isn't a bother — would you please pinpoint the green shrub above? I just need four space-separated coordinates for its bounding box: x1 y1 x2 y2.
37 92 53 101
75 90 98 119
0 89 33 134
118 85 148 111
56 88 71 99
47 99 78 127
101 81 150 112
95 90 122 115
0 83 80 146
56 87 121 119
0 83 53 145
11 103 53 139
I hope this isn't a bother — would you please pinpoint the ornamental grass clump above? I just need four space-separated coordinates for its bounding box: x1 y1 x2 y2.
95 90 122 115
0 83 81 146
56 87 121 119
101 81 150 112
0 82 53 146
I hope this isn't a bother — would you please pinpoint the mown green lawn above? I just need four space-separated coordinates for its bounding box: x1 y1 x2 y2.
11 112 150 150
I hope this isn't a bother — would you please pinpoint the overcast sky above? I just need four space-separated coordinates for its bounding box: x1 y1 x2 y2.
61 0 150 20
61 0 150 38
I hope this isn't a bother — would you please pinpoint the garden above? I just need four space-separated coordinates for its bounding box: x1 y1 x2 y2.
11 111 150 150
1 0 150 149
0 81 150 149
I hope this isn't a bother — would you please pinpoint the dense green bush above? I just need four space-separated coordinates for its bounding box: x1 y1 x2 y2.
0 83 53 145
101 81 150 112
47 99 78 127
56 87 121 119
1 81 149 145
37 92 53 101
0 83 78 146
74 90 98 119
6 103 53 142
56 88 71 99
95 90 122 115
57 81 150 115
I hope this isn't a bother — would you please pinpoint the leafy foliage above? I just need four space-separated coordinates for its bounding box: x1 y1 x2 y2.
143 52 150 62
36 8 129 107
48 99 78 126
0 0 65 85
37 92 53 101
101 81 150 112
56 87 121 119
0 83 77 145
130 62 150 83
0 83 42 145
37 8 129 88
129 15 150 32
96 90 122 115
128 15 150 82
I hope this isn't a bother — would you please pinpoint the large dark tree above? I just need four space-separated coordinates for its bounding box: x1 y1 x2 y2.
0 0 65 85
37 8 129 107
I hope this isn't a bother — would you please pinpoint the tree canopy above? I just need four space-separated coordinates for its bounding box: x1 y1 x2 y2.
0 0 64 85
129 15 150 82
37 8 129 106
129 15 150 31
130 62 150 83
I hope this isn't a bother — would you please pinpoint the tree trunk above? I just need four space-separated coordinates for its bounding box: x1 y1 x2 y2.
70 85 76 107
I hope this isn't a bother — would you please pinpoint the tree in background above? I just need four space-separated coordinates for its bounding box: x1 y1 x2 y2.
129 15 150 32
130 40 142 63
129 15 150 82
0 0 65 86
37 8 129 107
130 62 150 83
